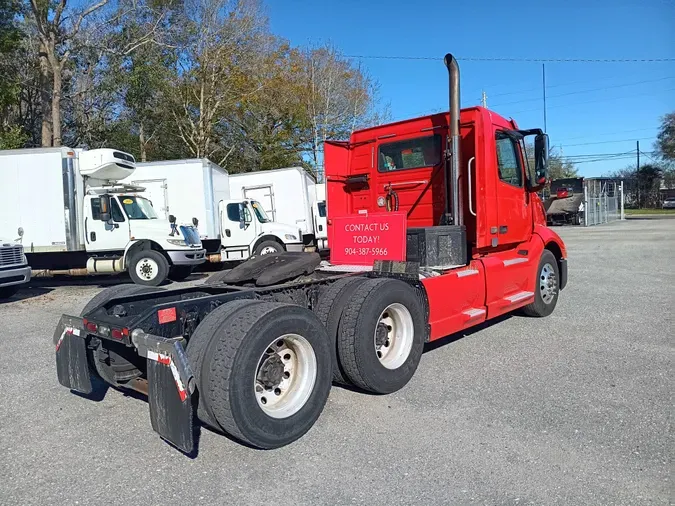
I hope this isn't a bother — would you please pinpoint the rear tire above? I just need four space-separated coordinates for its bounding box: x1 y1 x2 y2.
337 278 426 394
128 249 169 286
186 299 265 431
201 302 332 449
313 276 367 384
522 250 559 317
80 284 165 384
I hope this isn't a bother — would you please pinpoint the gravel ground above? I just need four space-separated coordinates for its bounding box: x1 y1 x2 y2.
0 220 672 505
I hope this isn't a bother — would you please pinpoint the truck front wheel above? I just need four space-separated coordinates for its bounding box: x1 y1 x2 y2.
128 249 169 286
337 278 426 394
199 301 332 449
522 250 560 317
254 240 284 256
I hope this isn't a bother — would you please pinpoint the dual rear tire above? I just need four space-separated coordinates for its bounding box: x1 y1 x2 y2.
187 300 332 449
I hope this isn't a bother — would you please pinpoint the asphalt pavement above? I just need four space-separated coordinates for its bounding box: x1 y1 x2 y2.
0 219 672 505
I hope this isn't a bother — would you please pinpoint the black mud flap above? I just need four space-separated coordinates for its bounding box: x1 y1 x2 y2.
139 335 195 454
54 315 92 394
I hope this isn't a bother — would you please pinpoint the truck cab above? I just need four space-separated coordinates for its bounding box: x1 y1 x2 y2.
217 199 304 260
325 55 567 339
78 150 206 285
0 237 31 299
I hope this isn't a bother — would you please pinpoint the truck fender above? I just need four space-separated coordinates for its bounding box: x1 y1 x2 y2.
123 240 167 270
251 234 285 252
534 225 568 289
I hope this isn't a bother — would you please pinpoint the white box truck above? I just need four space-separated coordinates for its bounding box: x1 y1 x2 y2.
0 148 206 286
122 159 305 262
229 167 328 250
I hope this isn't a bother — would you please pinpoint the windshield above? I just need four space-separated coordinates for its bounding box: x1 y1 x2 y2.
250 201 271 223
119 196 159 220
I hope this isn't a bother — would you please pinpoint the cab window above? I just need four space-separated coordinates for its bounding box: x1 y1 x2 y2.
90 199 102 220
495 132 523 187
111 199 125 222
378 135 441 172
226 203 251 223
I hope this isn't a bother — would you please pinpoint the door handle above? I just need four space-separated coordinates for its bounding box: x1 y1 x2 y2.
84 217 89 244
468 157 476 217
385 180 428 189
225 229 231 237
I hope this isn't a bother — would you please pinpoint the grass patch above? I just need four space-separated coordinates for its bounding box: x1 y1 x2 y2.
624 208 675 215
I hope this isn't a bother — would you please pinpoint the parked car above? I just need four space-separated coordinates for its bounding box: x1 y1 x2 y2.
0 238 31 299
662 196 675 209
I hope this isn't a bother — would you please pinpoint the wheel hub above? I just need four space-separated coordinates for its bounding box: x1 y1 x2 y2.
375 322 389 348
254 334 317 419
539 263 558 304
257 354 285 388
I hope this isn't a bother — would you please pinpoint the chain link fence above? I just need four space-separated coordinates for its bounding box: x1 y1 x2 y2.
583 179 623 227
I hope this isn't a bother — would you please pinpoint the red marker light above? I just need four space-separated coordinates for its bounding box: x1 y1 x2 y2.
83 319 98 333
158 307 177 324
111 328 124 340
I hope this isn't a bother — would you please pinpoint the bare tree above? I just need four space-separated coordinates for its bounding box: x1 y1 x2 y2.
28 0 112 146
171 0 267 165
302 46 380 180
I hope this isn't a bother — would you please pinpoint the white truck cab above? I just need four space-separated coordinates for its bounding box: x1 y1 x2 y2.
218 199 304 261
0 238 31 299
0 147 205 286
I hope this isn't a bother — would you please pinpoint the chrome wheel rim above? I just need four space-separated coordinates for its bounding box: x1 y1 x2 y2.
374 303 414 370
136 257 159 281
539 262 558 304
254 334 317 419
260 246 277 255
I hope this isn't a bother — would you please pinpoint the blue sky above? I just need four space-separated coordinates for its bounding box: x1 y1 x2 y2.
266 0 675 176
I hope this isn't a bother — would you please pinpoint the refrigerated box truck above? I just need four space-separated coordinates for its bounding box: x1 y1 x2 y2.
122 159 305 261
229 167 327 250
0 148 205 286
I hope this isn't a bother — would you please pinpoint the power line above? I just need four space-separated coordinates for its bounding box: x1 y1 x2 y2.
506 87 675 114
562 136 657 147
557 126 658 142
491 76 675 108
344 54 675 63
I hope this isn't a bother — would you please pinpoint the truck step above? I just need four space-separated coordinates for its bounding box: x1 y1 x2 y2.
462 307 486 321
503 291 534 304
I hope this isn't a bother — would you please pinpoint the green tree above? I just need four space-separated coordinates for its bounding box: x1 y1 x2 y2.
0 0 26 148
655 112 675 163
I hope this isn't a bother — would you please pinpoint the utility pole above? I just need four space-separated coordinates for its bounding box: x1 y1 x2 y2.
481 90 488 108
637 140 640 169
542 64 547 133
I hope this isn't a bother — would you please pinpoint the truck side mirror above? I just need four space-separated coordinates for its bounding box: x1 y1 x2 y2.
533 133 549 187
99 196 111 222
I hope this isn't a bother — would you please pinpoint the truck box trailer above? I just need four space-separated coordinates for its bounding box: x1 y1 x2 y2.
122 159 305 261
229 167 327 250
0 148 205 285
53 53 568 455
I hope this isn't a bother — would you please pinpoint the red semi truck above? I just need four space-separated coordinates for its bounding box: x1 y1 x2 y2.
53 54 567 454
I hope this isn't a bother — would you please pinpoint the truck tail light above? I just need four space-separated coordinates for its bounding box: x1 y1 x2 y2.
83 319 98 333
111 328 129 340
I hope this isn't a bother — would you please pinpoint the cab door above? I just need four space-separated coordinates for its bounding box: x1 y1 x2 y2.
492 130 531 247
374 134 445 228
84 195 130 252
218 200 257 260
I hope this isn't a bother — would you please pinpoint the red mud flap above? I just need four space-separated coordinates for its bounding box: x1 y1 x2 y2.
54 315 93 395
133 331 196 454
